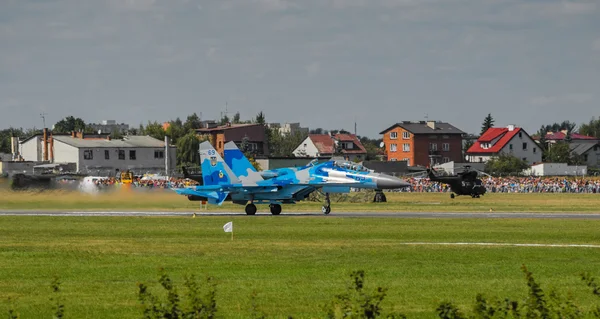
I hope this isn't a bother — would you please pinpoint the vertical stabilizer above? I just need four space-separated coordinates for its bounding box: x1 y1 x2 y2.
199 141 241 186
223 141 264 184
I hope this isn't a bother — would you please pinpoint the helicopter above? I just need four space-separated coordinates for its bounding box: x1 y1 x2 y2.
426 165 486 198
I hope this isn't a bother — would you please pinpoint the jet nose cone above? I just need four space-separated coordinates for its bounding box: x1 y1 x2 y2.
376 175 411 189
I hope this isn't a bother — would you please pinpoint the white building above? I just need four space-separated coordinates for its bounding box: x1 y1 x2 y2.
268 123 309 136
466 125 542 165
19 132 175 175
293 134 367 161
570 142 600 168
524 163 587 176
87 120 130 134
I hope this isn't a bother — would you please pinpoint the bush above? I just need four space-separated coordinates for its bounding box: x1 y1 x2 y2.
137 268 217 319
323 270 406 319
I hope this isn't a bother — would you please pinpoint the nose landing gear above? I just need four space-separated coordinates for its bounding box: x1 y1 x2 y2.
322 193 331 215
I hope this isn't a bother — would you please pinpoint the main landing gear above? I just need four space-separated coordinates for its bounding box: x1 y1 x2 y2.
270 204 282 215
245 203 257 215
322 193 331 215
450 193 455 199
244 202 282 215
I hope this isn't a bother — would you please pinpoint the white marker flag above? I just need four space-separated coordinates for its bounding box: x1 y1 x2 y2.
223 221 233 233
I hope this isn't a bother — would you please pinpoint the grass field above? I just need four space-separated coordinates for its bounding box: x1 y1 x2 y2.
1 189 600 212
1 216 600 318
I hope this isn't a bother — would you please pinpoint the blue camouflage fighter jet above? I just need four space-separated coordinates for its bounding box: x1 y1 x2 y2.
175 141 409 215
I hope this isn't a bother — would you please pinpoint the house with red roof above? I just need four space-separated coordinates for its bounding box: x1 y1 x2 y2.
466 125 541 165
293 133 367 161
534 131 599 146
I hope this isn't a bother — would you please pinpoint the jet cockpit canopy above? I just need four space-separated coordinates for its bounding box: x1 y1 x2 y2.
333 160 370 172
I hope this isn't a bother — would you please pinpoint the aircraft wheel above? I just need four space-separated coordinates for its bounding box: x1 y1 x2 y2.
245 204 257 215
270 204 282 215
322 205 331 215
450 193 455 199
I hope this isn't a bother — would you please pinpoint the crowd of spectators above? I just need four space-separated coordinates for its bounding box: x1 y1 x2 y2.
82 173 600 194
401 176 600 193
89 176 198 190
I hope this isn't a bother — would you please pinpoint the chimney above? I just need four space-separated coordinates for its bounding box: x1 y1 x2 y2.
427 121 436 130
43 128 48 161
107 135 111 141
10 136 19 160
71 131 76 138
49 135 54 162
507 124 515 132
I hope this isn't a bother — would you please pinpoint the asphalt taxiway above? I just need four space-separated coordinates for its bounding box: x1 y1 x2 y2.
2 211 600 219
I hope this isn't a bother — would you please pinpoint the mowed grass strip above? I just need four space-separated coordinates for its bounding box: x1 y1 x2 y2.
2 189 600 212
1 217 600 318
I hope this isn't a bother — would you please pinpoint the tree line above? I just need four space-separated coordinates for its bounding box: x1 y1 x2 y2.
1 113 384 169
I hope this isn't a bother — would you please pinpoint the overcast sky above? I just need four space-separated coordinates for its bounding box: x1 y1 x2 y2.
1 0 599 138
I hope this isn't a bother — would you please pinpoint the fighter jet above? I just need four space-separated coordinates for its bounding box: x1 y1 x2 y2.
175 141 409 215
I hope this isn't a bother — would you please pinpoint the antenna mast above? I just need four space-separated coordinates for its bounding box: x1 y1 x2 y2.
40 113 47 128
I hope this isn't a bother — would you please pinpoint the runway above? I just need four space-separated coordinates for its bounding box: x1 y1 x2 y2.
2 211 600 219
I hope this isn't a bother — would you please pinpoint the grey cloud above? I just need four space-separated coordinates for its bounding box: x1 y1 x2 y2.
1 0 599 137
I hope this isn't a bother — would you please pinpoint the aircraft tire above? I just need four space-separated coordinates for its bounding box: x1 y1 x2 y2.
450 193 455 199
245 204 257 215
322 206 331 215
270 204 282 215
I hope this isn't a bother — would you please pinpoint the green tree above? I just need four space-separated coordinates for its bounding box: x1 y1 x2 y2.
52 116 86 133
480 114 494 135
359 136 383 161
141 121 166 141
165 118 186 144
176 131 202 166
579 116 600 138
184 113 202 131
0 128 25 154
110 130 124 140
485 153 529 176
233 112 241 124
268 129 308 157
545 142 584 165
254 111 265 125
219 114 230 126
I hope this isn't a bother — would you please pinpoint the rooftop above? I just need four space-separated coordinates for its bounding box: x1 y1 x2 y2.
308 134 335 154
534 131 598 141
53 135 172 148
570 142 600 155
196 123 262 133
379 121 465 135
467 126 524 154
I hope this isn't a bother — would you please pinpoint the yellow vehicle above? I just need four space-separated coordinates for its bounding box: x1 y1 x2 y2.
120 171 133 184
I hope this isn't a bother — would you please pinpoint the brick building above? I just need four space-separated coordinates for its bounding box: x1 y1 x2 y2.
380 121 465 167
